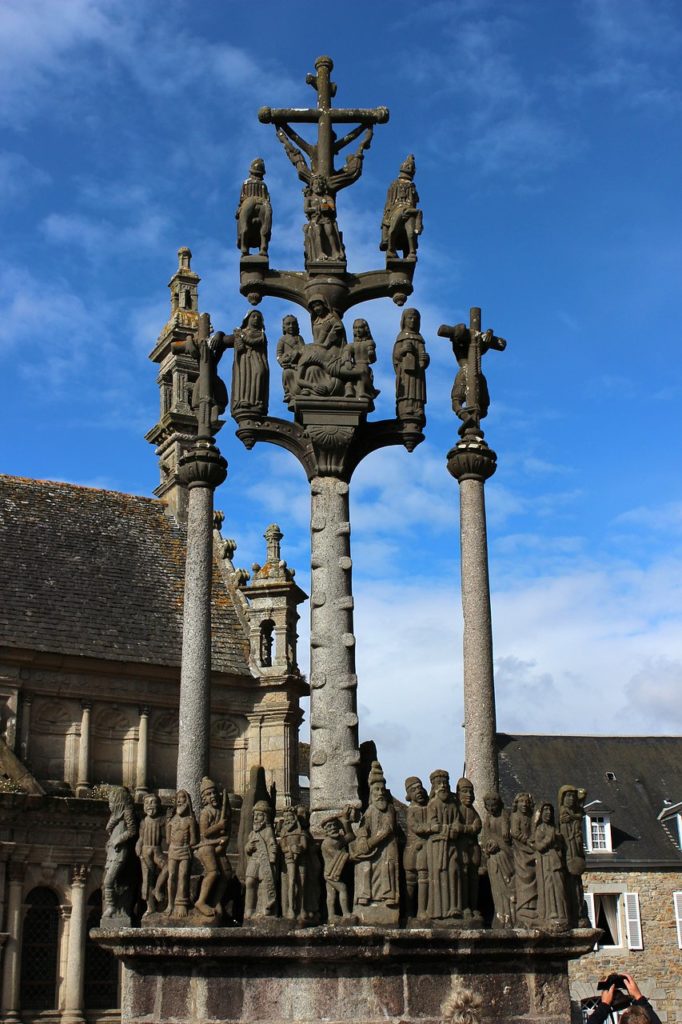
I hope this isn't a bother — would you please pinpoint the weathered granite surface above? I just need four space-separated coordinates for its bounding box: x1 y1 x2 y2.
94 925 598 1024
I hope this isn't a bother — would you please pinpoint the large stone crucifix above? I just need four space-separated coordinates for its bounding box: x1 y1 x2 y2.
259 55 388 186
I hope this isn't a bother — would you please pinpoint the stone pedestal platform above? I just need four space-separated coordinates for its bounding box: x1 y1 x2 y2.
93 926 597 1024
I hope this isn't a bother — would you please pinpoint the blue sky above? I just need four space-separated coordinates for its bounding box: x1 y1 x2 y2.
2 0 682 796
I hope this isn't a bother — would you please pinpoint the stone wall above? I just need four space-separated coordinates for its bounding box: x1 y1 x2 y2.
568 868 682 1022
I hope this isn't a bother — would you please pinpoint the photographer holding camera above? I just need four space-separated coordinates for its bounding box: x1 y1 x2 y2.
587 973 661 1023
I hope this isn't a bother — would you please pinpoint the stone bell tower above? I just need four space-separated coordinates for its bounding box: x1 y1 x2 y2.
145 247 203 523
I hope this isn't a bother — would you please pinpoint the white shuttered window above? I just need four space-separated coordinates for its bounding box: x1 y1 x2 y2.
624 892 643 950
674 892 682 949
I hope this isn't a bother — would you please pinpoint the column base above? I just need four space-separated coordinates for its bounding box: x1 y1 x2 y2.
0 1011 23 1024
60 1012 86 1024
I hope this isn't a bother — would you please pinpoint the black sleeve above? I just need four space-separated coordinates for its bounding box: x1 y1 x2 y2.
586 1005 612 1024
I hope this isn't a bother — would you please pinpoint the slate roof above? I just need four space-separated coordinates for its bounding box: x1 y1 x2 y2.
497 733 682 868
0 475 251 676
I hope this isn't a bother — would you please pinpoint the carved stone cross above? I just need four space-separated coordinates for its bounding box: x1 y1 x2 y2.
259 55 388 185
438 307 506 438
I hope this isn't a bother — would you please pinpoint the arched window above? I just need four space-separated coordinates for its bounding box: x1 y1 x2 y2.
84 890 119 1009
259 619 274 667
20 887 60 1010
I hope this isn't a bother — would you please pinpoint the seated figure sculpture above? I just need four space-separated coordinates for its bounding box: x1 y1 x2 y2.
236 157 272 257
347 318 380 401
380 154 422 260
294 295 353 399
349 761 400 925
244 800 279 920
276 315 306 404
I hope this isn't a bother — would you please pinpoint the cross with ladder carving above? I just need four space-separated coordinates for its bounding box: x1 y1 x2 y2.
258 55 389 182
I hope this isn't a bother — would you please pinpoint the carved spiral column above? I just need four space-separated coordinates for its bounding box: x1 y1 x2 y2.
62 866 88 1024
135 706 150 798
76 702 92 794
448 440 499 802
308 475 360 825
0 862 25 1024
176 441 227 809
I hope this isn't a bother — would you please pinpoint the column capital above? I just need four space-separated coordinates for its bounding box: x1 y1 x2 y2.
71 864 89 888
59 904 72 922
80 700 93 712
447 437 497 482
7 862 25 885
138 705 150 718
178 440 227 489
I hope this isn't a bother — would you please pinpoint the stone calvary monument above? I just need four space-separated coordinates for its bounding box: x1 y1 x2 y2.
94 57 597 1024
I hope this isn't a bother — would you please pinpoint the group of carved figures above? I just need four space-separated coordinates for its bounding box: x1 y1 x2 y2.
235 153 422 264
193 305 429 426
100 768 589 932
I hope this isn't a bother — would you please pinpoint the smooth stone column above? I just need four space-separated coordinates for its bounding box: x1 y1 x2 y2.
448 440 499 802
308 475 360 826
177 485 214 810
0 863 24 1024
76 702 92 795
176 438 226 811
62 865 88 1024
135 706 149 798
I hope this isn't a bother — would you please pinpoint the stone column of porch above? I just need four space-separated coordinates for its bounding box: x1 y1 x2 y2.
135 706 150 798
61 865 88 1024
18 695 31 764
75 702 92 796
0 862 25 1024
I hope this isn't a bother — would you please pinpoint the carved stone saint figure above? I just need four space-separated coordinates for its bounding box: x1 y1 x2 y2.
380 154 422 259
480 791 515 929
349 762 400 924
136 792 167 916
277 805 309 921
455 778 482 921
510 792 537 927
244 800 278 919
165 789 199 919
426 769 460 921
276 315 306 403
393 308 429 423
558 785 590 927
533 802 569 930
194 777 232 920
348 319 379 401
295 296 351 398
403 776 430 920
102 786 137 924
228 310 269 417
303 175 345 262
172 318 229 439
320 814 353 921
236 158 272 256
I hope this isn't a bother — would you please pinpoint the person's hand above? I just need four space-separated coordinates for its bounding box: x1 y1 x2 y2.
600 984 616 1006
622 974 643 1001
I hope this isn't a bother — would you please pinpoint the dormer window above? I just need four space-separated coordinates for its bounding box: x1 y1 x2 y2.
584 800 614 853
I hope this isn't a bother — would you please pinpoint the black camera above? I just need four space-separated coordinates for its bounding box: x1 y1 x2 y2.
597 975 627 991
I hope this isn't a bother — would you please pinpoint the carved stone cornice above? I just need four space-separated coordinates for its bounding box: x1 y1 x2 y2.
239 262 417 316
447 438 497 483
236 413 424 483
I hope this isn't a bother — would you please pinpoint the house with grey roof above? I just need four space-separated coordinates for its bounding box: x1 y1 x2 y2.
498 733 682 1022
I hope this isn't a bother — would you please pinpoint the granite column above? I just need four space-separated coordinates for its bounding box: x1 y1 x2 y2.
308 475 360 825
76 702 91 796
135 706 149 798
0 863 24 1024
176 441 227 810
62 865 88 1024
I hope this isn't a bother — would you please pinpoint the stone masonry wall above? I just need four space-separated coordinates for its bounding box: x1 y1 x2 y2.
569 869 682 1023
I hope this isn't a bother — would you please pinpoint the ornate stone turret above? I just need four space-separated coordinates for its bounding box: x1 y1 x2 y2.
145 247 203 523
241 524 307 678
